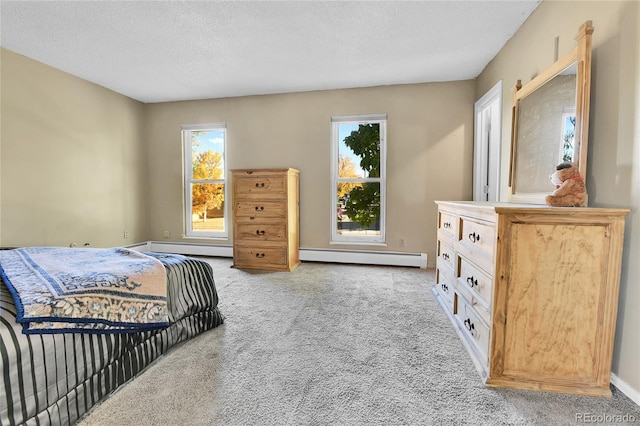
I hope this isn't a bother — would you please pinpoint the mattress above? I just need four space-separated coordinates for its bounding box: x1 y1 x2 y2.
0 252 224 426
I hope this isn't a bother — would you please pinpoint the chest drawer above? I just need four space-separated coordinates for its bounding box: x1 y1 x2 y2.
235 222 287 243
234 245 288 269
235 200 287 218
455 294 490 364
234 172 287 198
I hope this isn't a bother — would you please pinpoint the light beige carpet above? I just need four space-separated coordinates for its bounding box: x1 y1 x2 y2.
77 257 640 426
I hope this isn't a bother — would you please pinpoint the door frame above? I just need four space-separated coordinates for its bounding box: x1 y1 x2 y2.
473 80 503 201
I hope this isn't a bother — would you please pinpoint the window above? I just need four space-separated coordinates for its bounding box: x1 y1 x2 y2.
182 123 227 239
561 111 576 163
331 114 387 244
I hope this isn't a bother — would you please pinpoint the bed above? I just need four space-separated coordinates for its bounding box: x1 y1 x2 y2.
0 250 224 426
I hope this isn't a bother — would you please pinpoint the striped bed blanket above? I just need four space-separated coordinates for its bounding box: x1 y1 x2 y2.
0 247 169 334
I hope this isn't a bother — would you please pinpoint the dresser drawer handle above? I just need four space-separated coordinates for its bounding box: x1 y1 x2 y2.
255 182 265 188
443 222 451 229
441 283 449 292
468 232 480 243
255 206 264 211
466 276 478 288
246 171 254 174
464 318 476 336
255 253 265 258
256 230 266 236
442 252 450 261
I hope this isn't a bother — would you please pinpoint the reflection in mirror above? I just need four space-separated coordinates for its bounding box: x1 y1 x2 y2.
515 63 577 194
509 20 593 204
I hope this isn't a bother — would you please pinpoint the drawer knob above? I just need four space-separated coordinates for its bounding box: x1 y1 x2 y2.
442 252 450 260
256 230 266 236
255 206 264 211
464 318 476 336
246 171 254 174
468 232 480 243
255 253 265 258
255 182 265 188
441 283 449 292
443 222 451 229
466 276 478 288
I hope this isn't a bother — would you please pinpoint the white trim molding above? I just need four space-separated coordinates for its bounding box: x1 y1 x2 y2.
148 241 234 257
126 242 152 251
474 80 502 202
301 248 426 269
611 373 640 407
132 242 427 269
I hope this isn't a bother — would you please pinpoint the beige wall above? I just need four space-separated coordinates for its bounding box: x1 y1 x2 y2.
146 82 475 265
0 48 149 248
477 0 640 396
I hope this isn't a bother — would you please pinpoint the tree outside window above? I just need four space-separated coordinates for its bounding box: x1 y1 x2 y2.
183 125 227 238
332 115 386 244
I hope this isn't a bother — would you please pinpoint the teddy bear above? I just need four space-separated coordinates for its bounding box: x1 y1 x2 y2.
545 162 586 207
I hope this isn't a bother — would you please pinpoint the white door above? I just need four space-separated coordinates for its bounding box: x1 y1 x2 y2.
473 81 502 201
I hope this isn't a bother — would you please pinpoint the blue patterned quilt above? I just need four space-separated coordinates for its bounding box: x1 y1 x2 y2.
0 247 169 334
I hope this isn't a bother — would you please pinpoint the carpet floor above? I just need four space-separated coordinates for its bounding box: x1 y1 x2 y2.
77 257 640 426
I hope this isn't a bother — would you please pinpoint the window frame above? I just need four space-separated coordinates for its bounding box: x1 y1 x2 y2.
182 123 228 239
330 114 387 245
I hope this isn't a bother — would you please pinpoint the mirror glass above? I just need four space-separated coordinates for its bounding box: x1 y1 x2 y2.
509 21 593 204
514 63 577 194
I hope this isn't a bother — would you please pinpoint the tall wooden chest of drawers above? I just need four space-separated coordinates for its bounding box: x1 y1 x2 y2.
231 168 300 271
433 201 628 396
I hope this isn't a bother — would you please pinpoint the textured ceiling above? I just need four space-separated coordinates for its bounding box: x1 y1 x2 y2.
0 1 540 103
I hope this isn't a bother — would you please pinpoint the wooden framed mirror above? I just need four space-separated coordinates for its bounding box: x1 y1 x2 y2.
509 21 593 204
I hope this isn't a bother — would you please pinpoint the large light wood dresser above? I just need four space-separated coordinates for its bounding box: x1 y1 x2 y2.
433 201 629 396
231 168 300 272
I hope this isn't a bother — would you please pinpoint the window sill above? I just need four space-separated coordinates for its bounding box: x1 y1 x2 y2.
329 241 387 247
182 235 229 241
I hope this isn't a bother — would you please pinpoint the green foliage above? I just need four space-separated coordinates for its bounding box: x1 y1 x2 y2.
343 124 381 229
343 124 380 177
345 183 380 228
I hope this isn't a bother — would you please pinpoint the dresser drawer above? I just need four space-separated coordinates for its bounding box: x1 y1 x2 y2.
437 239 456 272
234 172 287 198
235 222 287 243
455 279 490 326
234 245 288 269
455 294 490 363
458 256 492 309
235 200 287 218
438 210 458 240
436 267 455 312
459 216 495 264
